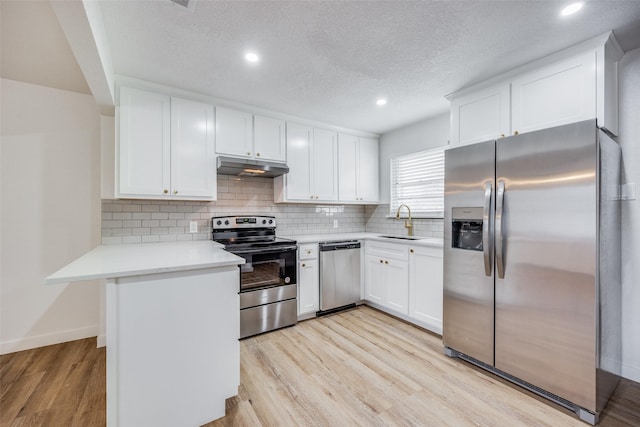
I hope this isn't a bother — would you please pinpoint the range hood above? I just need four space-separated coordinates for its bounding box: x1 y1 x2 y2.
216 156 289 178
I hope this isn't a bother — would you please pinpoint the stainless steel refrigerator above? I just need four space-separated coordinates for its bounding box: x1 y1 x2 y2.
443 119 621 424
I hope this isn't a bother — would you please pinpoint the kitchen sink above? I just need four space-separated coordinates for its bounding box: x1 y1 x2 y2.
378 235 421 240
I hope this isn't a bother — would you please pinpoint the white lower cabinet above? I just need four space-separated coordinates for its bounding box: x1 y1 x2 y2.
298 244 319 316
364 242 409 315
408 246 444 334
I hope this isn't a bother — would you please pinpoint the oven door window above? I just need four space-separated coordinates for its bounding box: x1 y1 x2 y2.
240 254 286 292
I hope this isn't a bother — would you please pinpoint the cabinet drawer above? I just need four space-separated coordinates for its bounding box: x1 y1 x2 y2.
366 242 408 262
298 244 318 260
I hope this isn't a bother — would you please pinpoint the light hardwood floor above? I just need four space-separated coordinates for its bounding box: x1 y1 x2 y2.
1 306 639 426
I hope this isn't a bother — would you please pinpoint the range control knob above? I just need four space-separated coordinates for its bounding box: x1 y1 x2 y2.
268 219 273 224
216 220 222 226
224 220 230 225
262 219 267 224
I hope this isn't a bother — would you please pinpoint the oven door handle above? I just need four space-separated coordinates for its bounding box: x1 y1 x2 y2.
229 245 298 255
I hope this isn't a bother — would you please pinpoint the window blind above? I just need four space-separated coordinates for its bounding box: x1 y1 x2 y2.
390 147 445 218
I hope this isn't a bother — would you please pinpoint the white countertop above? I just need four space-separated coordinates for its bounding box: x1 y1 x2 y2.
292 232 443 248
45 241 245 285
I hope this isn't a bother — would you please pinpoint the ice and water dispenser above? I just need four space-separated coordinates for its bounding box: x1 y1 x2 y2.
451 207 483 251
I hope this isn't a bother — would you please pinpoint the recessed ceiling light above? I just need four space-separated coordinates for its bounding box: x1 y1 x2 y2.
560 2 583 16
245 52 259 63
376 98 387 106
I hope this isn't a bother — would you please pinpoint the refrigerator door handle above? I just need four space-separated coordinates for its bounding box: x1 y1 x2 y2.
496 180 505 279
483 182 492 276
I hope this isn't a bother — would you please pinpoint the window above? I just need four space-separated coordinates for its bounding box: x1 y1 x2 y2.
390 147 445 218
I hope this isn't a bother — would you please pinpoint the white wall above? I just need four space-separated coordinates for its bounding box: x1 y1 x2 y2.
378 113 449 204
0 79 101 354
618 48 640 382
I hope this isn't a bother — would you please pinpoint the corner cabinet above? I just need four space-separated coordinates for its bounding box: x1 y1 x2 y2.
408 246 443 335
338 133 379 203
448 32 623 146
117 87 216 200
274 123 338 203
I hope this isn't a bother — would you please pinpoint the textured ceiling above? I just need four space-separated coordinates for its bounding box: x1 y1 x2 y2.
4 1 640 135
0 1 90 95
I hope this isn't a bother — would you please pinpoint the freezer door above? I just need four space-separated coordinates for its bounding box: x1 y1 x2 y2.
495 120 597 411
443 140 495 366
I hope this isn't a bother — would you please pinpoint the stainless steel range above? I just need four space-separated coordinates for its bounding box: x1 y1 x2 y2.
211 215 297 338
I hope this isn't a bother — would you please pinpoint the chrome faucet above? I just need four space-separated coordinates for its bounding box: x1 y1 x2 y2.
395 204 414 236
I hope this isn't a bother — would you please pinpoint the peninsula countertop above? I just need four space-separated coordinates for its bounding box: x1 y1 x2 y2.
45 240 245 285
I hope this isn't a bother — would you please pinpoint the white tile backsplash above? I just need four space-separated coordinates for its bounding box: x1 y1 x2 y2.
101 176 444 244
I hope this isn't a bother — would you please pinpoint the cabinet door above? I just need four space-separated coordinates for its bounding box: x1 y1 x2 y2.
254 115 286 162
119 87 171 197
312 128 338 201
298 259 319 315
338 133 358 201
365 255 386 305
215 107 253 157
357 137 379 202
409 246 443 334
385 260 409 315
170 98 216 199
450 83 510 146
285 122 313 200
511 51 596 135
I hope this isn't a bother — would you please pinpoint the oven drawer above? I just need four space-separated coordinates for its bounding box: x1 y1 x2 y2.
240 283 297 309
240 298 297 338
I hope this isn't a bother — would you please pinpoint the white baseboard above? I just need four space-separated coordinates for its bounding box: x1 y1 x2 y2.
621 362 640 383
97 334 106 348
0 325 99 355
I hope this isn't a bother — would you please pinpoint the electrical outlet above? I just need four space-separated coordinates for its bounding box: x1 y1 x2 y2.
333 219 338 228
189 221 198 233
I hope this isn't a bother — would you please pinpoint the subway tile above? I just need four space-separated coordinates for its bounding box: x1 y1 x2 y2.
141 235 160 243
160 220 177 227
151 213 169 220
159 205 177 213
132 212 151 220
132 228 151 236
112 212 132 220
112 228 132 236
142 220 160 228
102 220 123 229
121 204 142 212
123 220 142 228
151 227 169 235
159 234 177 242
169 213 185 220
169 227 184 234
141 204 160 212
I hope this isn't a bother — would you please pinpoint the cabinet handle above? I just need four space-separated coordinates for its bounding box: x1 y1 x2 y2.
302 263 306 267
379 259 383 263
246 152 251 156
256 153 260 157
385 260 389 264
307 250 311 254
513 131 519 136
173 190 178 195
315 196 319 199
410 249 414 253
163 189 168 194
500 134 505 138
310 195 314 199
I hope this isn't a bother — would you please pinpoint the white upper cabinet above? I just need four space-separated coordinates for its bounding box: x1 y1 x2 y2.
312 128 338 201
254 115 286 162
119 87 171 197
170 98 216 198
450 83 510 147
338 134 379 203
215 108 286 163
448 32 623 146
117 87 216 200
215 107 253 158
274 123 338 202
511 51 596 135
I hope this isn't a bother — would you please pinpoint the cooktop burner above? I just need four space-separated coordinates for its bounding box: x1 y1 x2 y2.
211 215 296 251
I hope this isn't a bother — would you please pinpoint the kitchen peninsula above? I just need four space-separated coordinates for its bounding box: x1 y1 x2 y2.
45 241 245 427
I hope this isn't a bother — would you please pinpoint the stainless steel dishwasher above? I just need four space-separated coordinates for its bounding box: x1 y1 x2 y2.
318 240 361 315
